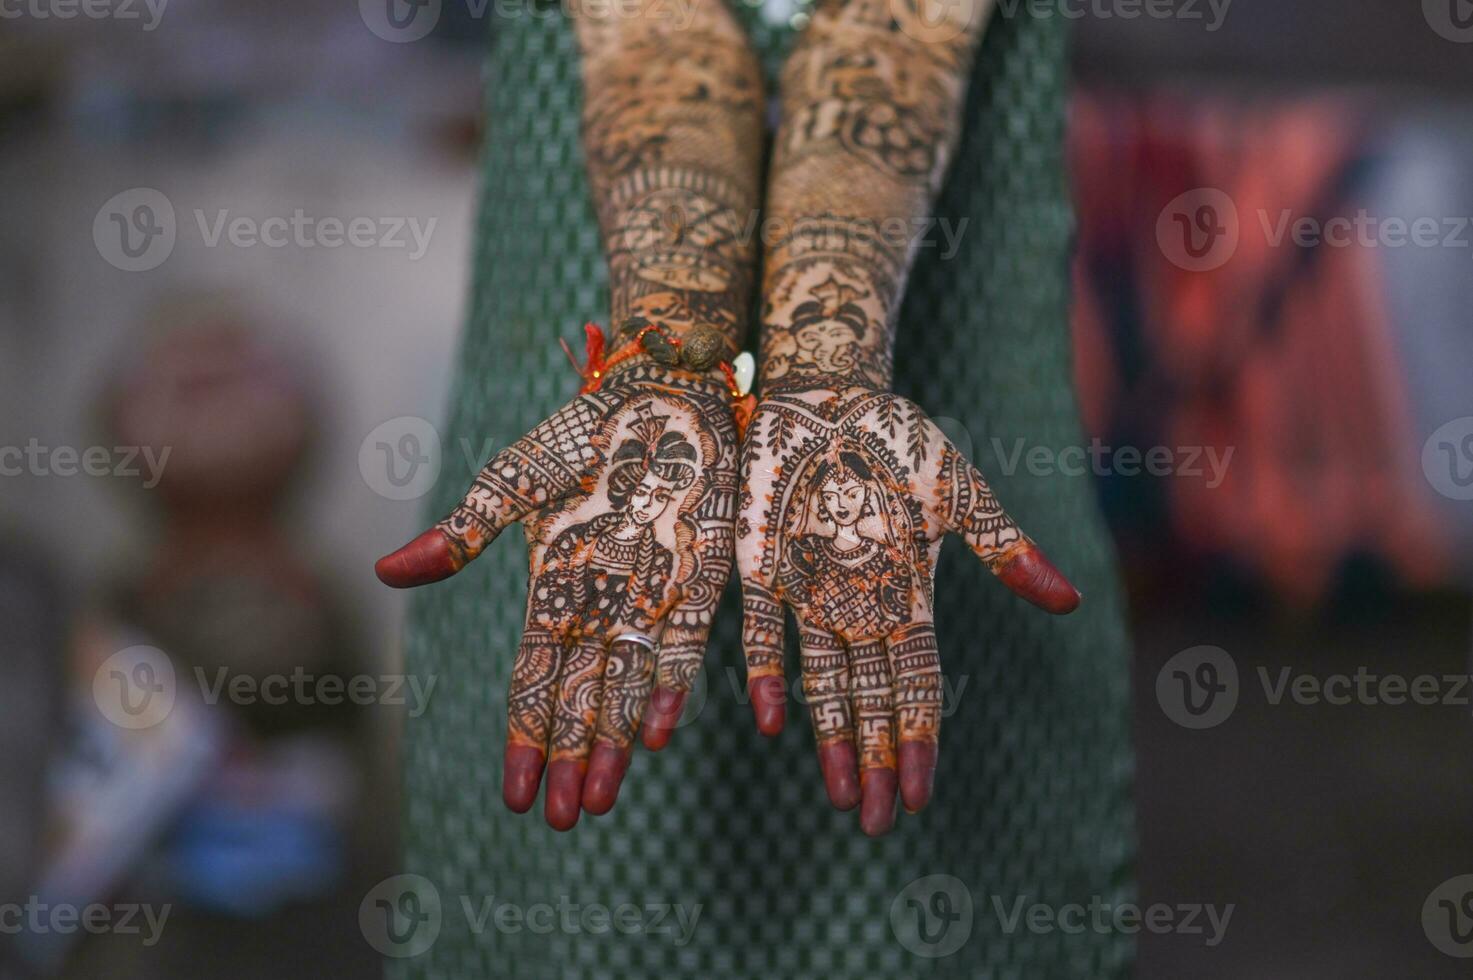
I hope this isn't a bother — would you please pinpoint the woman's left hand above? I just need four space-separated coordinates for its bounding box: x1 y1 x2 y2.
736 383 1081 836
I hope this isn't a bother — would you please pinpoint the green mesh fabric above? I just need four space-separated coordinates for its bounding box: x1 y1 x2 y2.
395 7 1133 978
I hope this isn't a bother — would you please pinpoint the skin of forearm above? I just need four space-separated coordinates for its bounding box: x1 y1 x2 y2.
758 0 993 390
572 3 766 373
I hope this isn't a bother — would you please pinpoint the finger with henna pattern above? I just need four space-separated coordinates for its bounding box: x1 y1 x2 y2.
544 634 609 830
503 628 564 812
799 620 860 811
639 630 695 751
375 398 603 588
888 619 942 813
584 634 655 815
937 446 1081 614
850 638 898 836
741 580 788 737
642 584 725 751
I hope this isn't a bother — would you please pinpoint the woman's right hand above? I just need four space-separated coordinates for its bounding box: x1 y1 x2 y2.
377 370 737 830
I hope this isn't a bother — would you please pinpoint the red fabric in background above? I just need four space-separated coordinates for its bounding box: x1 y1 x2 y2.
1069 93 1449 604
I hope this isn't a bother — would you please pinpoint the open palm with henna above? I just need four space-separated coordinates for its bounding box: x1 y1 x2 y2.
737 383 1080 836
372 0 763 830
377 370 737 830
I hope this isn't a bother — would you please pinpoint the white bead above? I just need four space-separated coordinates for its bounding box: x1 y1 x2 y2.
732 351 756 396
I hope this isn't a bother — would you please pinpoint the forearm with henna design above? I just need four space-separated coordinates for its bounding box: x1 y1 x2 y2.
574 1 766 365
759 0 991 391
377 2 763 831
738 0 1081 837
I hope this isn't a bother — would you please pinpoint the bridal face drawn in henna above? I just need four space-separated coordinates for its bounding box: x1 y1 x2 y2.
737 384 1080 836
380 382 738 830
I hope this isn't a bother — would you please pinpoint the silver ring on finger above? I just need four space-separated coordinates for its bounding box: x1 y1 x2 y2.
612 632 656 653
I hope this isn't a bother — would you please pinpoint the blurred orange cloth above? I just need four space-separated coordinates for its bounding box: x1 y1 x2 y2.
1070 93 1448 603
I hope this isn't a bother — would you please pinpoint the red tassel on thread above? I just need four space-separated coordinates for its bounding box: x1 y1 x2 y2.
562 322 607 393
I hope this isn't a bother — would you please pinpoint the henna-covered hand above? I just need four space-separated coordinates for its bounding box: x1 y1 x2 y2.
736 384 1080 836
378 369 737 829
372 0 763 830
738 0 1071 836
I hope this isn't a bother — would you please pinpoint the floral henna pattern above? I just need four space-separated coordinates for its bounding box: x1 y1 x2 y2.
736 385 1080 836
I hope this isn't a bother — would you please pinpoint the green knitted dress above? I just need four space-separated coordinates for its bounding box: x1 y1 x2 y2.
393 6 1133 977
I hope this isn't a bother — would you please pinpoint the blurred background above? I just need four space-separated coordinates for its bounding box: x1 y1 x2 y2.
1 0 1471 977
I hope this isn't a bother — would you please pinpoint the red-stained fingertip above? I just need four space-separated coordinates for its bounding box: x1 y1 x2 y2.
582 742 631 816
996 543 1081 615
818 741 861 811
749 676 787 737
375 529 462 588
544 759 585 831
859 768 898 837
503 744 546 813
640 687 686 751
898 741 938 813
